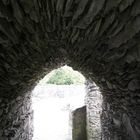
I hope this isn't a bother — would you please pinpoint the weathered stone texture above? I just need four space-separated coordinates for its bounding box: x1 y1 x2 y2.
0 94 33 140
72 106 87 140
86 81 102 140
101 89 140 140
0 0 140 139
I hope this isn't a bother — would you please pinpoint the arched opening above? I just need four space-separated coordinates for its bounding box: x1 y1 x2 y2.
31 66 102 140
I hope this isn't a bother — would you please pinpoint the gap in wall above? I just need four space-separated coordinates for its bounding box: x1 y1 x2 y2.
31 65 86 140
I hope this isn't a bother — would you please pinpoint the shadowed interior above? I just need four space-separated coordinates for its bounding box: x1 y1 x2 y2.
0 0 140 139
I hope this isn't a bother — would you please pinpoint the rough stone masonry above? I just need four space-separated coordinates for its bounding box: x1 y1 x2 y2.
86 81 102 140
0 0 140 139
0 93 33 140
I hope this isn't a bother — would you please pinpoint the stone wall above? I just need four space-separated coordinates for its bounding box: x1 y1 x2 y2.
72 106 87 140
86 81 102 140
0 94 33 140
0 0 140 139
101 90 140 140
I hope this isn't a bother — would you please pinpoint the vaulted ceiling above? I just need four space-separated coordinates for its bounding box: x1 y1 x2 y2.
0 0 140 100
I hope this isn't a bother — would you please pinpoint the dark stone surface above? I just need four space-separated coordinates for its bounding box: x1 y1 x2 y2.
0 93 33 140
72 106 87 140
0 0 140 139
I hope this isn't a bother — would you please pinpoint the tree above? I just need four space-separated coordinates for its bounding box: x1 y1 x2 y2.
44 66 85 85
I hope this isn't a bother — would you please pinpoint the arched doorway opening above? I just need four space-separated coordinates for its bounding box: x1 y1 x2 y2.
31 66 102 140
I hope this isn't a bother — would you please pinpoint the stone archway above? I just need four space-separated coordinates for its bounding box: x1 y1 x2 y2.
0 0 140 139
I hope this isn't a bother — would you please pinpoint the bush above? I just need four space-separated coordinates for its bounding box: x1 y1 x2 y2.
46 68 73 85
43 66 85 85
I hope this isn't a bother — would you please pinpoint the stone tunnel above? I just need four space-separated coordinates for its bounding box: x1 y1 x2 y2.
0 0 140 139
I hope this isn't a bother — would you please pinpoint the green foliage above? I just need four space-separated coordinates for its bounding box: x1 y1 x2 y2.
40 66 85 85
46 68 73 85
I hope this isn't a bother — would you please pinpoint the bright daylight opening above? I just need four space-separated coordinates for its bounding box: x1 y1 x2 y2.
31 65 86 140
